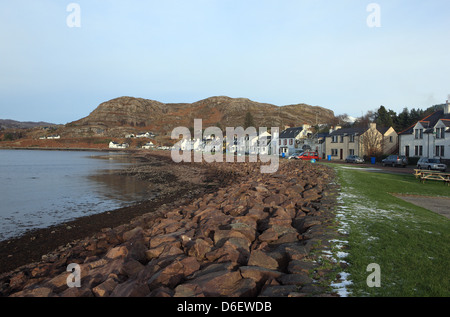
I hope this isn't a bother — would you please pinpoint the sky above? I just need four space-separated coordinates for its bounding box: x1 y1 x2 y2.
1 0 449 124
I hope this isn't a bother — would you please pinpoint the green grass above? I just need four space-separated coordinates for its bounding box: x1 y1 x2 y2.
322 163 450 297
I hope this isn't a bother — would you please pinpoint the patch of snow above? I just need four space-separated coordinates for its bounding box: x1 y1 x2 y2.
331 272 352 297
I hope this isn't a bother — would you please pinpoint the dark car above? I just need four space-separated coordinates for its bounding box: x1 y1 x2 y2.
345 155 364 164
417 157 447 172
382 155 408 167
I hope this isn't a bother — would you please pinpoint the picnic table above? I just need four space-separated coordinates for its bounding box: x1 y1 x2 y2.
414 169 450 185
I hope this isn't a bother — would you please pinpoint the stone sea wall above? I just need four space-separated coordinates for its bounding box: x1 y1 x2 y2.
1 158 340 297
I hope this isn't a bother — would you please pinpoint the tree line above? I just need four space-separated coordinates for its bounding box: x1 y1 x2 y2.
334 103 446 133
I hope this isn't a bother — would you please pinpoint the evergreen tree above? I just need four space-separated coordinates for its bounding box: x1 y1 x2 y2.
396 108 410 131
375 106 393 127
244 111 255 129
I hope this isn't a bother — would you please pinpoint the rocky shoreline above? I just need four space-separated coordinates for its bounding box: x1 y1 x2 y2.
0 152 342 297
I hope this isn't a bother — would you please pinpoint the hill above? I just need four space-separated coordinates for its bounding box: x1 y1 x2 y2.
64 96 336 138
0 119 56 130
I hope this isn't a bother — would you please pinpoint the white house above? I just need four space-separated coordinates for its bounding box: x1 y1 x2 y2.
398 101 450 161
135 132 155 138
248 131 272 155
278 125 313 156
109 141 129 149
141 141 154 149
46 135 61 140
179 138 203 151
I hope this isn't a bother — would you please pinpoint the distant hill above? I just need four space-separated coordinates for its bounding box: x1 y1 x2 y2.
64 96 336 138
0 119 56 130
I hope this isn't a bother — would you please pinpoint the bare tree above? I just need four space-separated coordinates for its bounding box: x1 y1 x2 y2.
361 125 383 157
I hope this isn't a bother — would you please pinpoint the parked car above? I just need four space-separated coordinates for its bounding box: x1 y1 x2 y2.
417 157 447 172
345 155 365 164
298 151 320 161
382 155 408 167
287 151 304 160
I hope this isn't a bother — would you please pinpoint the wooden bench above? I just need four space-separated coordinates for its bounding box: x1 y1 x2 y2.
414 169 450 186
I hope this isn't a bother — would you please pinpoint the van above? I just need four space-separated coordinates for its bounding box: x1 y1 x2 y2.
298 151 320 161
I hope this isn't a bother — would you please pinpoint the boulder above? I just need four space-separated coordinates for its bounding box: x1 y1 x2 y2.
247 250 279 270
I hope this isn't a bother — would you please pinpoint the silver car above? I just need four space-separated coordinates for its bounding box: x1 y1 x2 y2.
417 157 447 172
287 151 304 160
345 155 365 164
382 155 408 167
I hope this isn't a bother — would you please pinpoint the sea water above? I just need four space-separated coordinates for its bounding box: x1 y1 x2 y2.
0 150 150 241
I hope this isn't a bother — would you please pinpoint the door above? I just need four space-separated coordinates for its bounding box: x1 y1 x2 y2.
340 149 343 160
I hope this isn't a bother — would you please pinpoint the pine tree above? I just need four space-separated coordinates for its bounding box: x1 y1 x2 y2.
244 111 255 129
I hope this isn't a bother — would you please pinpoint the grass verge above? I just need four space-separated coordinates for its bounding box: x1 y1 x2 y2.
323 163 450 297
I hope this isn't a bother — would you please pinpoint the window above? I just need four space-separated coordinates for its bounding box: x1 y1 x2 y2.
419 146 423 156
349 149 355 155
415 129 424 139
349 134 355 143
289 139 293 145
415 146 419 156
389 136 393 143
441 146 445 157
436 146 440 157
331 149 338 156
340 136 344 143
436 128 441 139
442 128 446 139
283 139 287 146
331 135 338 143
436 145 445 157
405 146 410 157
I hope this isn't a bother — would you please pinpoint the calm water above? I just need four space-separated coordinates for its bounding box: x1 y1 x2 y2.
0 150 151 241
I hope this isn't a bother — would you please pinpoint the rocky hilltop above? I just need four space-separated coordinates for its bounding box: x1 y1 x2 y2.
65 96 335 138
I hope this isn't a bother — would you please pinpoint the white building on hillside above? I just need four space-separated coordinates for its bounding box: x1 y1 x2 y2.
109 141 129 149
142 141 154 149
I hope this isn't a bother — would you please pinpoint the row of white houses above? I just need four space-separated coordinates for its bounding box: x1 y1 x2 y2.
177 130 273 155
39 135 61 140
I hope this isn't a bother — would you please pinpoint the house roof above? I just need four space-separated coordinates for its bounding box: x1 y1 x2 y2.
399 110 450 135
376 126 391 135
280 127 303 139
328 125 392 137
328 127 368 136
440 119 450 128
317 132 329 138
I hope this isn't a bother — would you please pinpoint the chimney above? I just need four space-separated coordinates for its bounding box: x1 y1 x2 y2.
369 122 377 129
445 100 449 115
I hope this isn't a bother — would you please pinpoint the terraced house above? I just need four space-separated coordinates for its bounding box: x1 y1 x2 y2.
278 125 314 156
325 123 398 160
398 101 450 162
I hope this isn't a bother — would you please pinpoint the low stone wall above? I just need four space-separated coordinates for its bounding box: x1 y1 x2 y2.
1 159 339 297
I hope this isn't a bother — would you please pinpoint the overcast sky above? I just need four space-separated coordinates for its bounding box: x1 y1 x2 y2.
1 0 449 124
